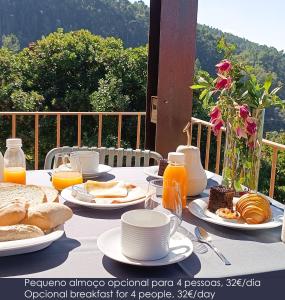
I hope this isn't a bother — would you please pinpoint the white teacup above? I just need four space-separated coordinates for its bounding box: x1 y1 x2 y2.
121 209 178 261
70 151 99 174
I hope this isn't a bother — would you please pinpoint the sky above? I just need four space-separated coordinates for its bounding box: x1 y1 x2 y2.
130 0 285 51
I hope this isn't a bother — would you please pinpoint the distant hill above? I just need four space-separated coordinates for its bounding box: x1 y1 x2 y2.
0 0 149 47
1 0 285 130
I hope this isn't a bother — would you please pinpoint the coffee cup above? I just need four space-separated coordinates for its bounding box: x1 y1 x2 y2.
70 151 99 174
121 209 179 261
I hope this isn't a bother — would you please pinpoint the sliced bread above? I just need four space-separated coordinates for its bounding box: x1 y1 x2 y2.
0 184 46 207
40 186 59 203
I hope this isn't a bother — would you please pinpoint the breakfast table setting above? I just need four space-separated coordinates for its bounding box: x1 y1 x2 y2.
1 162 285 279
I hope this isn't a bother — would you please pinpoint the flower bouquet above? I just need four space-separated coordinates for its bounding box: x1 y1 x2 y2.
191 38 284 192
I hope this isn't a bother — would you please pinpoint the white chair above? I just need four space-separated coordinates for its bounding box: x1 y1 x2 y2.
44 146 163 169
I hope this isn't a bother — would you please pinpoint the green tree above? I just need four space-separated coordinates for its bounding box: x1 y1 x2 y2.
1 34 20 52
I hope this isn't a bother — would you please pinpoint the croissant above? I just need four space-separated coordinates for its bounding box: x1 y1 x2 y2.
236 193 271 224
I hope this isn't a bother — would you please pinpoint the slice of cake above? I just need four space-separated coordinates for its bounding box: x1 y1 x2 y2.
208 185 234 213
158 159 168 176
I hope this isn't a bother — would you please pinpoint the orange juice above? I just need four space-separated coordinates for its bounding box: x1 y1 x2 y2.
4 167 26 184
162 153 188 209
52 171 83 191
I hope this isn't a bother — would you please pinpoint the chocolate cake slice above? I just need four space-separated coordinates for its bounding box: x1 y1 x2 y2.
158 159 168 176
208 185 234 213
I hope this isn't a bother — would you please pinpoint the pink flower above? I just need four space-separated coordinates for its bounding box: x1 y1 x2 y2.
236 126 247 139
239 105 250 120
246 117 257 135
212 118 224 136
216 59 232 73
215 76 232 90
209 106 221 122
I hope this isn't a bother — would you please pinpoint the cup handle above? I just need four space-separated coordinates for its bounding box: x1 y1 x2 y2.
169 215 179 237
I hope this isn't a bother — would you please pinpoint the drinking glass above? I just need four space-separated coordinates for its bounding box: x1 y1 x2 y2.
145 179 183 228
51 153 83 191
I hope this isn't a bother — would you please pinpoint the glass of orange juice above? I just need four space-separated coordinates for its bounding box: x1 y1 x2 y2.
145 179 182 227
51 153 83 191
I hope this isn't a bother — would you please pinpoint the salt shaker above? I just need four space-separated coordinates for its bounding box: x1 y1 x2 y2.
281 213 285 242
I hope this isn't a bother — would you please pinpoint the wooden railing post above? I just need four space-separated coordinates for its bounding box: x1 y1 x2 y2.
117 114 122 148
98 113 103 147
205 126 211 170
197 123 202 149
77 114 82 147
34 114 39 170
56 114 61 147
12 114 16 138
136 113 141 149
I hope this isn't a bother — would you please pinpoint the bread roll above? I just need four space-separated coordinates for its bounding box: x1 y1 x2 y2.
0 224 44 242
0 198 28 226
22 203 73 231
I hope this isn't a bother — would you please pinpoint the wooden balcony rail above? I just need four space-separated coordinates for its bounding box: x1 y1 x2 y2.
1 112 284 199
0 112 145 170
190 117 285 199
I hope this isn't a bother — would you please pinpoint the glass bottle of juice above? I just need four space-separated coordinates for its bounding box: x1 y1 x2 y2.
163 152 188 209
4 138 26 184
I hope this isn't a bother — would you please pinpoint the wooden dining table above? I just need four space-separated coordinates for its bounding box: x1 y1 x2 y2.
0 167 285 278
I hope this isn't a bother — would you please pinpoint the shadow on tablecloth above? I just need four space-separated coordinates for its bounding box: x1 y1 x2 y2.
102 253 201 278
0 234 80 277
64 202 145 220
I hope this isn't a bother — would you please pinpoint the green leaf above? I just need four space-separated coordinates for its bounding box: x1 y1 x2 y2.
199 89 208 100
263 76 272 93
190 84 206 90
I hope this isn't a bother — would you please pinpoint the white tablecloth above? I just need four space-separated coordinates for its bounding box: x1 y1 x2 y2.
0 168 285 278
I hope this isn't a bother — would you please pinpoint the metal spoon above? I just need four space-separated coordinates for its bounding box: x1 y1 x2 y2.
178 226 208 254
195 226 231 265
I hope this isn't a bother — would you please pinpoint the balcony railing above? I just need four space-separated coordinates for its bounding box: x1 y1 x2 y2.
0 112 284 199
190 117 285 198
0 112 145 170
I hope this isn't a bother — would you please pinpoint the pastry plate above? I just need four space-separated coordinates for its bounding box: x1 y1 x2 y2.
144 166 214 180
188 197 283 230
0 226 64 257
61 185 147 210
97 227 193 266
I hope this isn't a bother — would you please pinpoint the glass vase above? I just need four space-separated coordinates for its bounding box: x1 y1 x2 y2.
222 108 265 192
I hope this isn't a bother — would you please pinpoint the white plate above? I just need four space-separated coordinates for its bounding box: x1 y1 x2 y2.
83 164 112 178
144 166 214 180
0 226 64 257
61 187 147 210
188 197 283 230
97 227 193 266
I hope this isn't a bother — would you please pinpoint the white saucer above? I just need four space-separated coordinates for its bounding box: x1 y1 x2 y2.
144 166 214 180
83 164 112 178
97 227 193 266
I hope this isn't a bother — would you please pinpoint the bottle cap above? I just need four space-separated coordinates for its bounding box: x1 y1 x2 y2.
167 152 185 164
6 138 22 148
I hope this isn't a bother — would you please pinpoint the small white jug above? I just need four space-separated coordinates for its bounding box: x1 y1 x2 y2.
176 145 207 196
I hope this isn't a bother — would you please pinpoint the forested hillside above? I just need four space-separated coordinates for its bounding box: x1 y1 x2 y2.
0 0 149 47
1 0 285 130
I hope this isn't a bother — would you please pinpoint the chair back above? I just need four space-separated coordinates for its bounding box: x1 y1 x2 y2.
44 146 162 169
